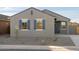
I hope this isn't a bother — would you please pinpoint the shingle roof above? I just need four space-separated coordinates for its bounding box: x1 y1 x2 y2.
0 14 9 20
11 7 55 17
42 9 70 21
11 7 70 21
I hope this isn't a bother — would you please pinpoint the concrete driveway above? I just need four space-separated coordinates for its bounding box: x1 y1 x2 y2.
70 35 79 46
55 35 79 46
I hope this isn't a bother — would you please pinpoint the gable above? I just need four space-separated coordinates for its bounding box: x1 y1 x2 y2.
11 7 55 19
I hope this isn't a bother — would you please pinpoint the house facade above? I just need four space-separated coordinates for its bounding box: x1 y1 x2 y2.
10 7 70 38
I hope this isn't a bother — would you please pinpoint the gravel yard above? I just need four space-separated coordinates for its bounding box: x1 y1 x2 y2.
0 35 75 46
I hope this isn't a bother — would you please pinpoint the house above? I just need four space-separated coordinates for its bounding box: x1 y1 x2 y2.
0 14 10 35
69 22 79 34
10 7 70 39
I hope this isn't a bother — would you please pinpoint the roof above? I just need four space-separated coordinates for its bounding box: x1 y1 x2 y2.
11 7 70 21
69 22 79 26
0 14 10 20
11 7 55 17
42 9 70 21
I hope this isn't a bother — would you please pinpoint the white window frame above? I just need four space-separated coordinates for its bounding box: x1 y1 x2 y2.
20 18 29 31
35 18 45 31
61 21 67 28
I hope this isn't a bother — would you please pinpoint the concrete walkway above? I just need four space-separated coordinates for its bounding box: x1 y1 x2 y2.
70 35 79 46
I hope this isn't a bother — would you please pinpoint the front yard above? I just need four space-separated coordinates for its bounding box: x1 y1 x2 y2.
0 35 75 46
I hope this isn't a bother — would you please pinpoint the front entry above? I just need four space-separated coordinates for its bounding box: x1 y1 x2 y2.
54 18 61 34
55 21 61 34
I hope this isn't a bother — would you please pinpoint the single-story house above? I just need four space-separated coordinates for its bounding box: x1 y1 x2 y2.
0 14 10 35
10 7 70 39
69 22 79 34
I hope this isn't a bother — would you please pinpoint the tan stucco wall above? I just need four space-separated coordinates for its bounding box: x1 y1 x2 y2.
10 8 55 38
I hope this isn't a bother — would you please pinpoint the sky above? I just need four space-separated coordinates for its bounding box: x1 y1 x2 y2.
0 7 79 23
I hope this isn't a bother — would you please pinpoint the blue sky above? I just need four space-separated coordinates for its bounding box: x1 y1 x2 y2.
0 7 79 23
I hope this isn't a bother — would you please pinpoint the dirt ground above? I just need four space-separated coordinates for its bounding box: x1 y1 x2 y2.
0 35 75 46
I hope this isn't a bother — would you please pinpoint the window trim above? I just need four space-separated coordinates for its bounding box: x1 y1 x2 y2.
61 21 67 28
34 18 46 31
19 18 30 31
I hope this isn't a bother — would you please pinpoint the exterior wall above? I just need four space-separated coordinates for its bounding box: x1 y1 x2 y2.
69 22 79 35
69 22 77 34
10 8 55 38
76 27 79 34
69 25 76 34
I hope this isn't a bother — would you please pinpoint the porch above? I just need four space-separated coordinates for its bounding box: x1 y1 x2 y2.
54 18 69 34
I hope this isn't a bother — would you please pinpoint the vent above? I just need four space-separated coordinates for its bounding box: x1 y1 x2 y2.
31 10 33 15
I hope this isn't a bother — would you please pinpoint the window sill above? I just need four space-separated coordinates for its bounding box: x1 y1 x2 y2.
35 29 45 31
20 29 30 31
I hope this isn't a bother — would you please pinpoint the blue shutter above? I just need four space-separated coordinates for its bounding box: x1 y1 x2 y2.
19 19 22 29
43 19 45 29
27 20 30 29
34 20 36 30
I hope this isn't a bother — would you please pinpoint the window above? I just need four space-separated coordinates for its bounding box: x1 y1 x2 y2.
19 19 30 30
61 22 67 28
34 18 45 31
